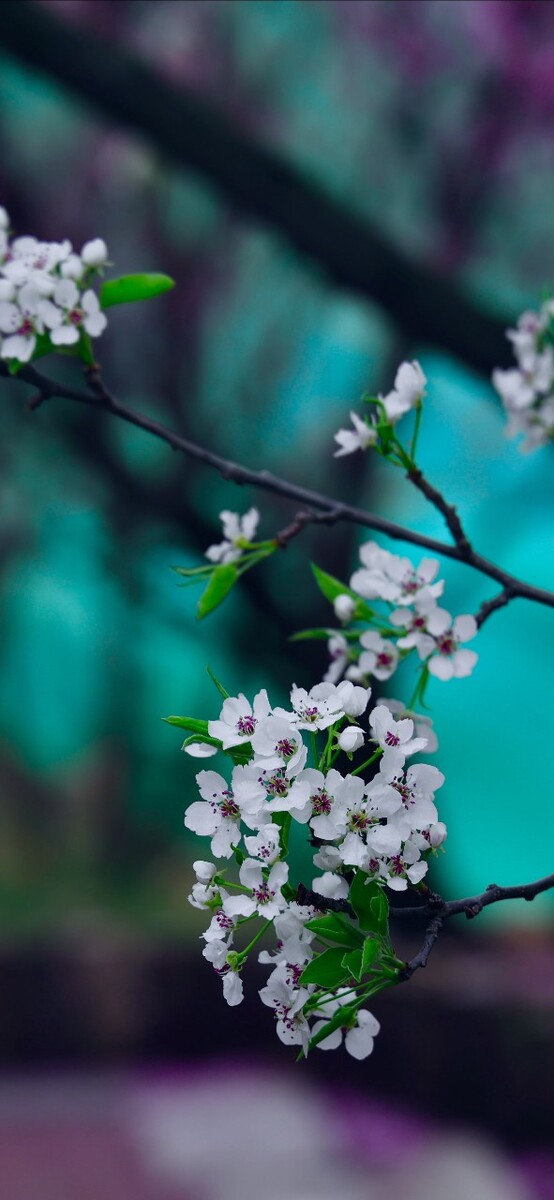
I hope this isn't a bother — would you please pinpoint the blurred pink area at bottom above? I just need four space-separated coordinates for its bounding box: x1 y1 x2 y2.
0 1064 547 1200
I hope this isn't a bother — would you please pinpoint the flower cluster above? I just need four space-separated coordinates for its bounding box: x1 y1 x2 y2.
181 676 447 1059
492 301 554 452
321 540 478 689
334 360 426 457
0 207 107 363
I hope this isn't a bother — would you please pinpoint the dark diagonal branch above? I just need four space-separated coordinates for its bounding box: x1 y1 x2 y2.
0 0 512 376
3 361 554 616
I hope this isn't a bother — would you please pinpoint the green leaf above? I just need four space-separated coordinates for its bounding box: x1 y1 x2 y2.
350 871 388 933
163 716 210 735
181 733 220 752
197 564 238 619
304 914 363 949
172 565 213 578
289 628 336 642
206 667 230 699
100 272 175 308
308 1003 356 1051
311 564 374 621
370 890 389 937
341 949 363 981
311 564 356 605
361 937 380 973
299 947 350 988
226 743 253 766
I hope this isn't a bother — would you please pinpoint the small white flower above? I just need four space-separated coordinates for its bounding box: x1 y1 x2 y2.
208 689 271 749
275 682 346 731
358 631 399 681
334 411 377 457
380 360 426 424
369 704 428 775
344 1009 381 1059
244 823 282 864
205 507 259 564
417 614 478 680
224 858 289 921
184 769 242 859
250 715 305 770
351 542 444 606
376 696 438 752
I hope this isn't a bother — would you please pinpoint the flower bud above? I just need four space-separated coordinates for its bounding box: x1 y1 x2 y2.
334 593 356 622
193 860 217 882
81 238 108 267
182 741 218 757
61 254 85 280
338 725 364 753
428 821 447 848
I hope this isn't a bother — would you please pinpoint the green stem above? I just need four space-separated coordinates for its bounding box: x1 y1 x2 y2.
351 747 382 777
410 404 422 461
237 919 273 963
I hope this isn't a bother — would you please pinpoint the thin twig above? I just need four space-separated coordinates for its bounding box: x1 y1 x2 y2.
406 465 472 553
4 362 554 616
274 509 342 549
399 912 444 980
475 587 515 628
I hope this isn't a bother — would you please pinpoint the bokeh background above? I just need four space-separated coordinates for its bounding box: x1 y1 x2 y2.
0 1 553 1196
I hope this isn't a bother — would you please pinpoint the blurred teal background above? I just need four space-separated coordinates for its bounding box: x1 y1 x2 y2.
1 0 553 936
0 9 553 1192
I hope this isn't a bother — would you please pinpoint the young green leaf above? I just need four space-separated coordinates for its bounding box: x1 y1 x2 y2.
350 871 388 933
304 914 364 949
181 733 220 752
100 272 175 308
206 667 230 699
162 716 210 736
299 947 351 988
311 564 374 621
341 948 363 981
361 936 380 973
311 564 356 604
197 564 238 619
370 890 389 937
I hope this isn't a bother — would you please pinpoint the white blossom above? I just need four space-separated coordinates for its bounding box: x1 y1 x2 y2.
274 682 347 731
338 725 364 753
358 631 399 681
380 360 426 424
369 704 428 775
351 542 444 606
376 696 438 753
323 633 349 684
334 410 377 456
208 689 270 749
184 769 242 859
416 614 478 680
205 507 259 564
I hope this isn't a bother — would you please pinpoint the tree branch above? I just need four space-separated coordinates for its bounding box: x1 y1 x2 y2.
298 871 554 979
3 361 554 617
0 0 512 376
